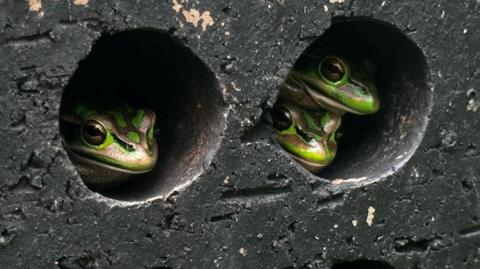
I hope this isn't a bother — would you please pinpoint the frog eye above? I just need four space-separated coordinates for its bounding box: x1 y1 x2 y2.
82 120 107 146
320 57 346 82
272 106 293 131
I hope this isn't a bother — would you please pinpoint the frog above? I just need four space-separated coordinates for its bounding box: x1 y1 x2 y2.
271 103 341 173
274 49 380 173
279 49 379 115
60 103 158 186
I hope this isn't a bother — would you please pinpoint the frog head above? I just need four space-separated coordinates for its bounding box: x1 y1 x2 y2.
290 50 380 115
60 103 158 182
271 103 341 173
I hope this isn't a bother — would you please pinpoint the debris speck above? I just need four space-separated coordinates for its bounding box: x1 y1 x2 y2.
381 1 386 7
333 224 339 229
323 5 329 12
74 0 88 6
411 167 419 178
239 247 247 256
440 10 445 18
329 0 344 3
366 206 375 226
352 220 358 227
467 99 478 112
463 28 468 34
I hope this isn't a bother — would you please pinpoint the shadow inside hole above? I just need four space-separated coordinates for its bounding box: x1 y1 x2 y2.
277 17 431 181
331 260 395 269
60 29 225 201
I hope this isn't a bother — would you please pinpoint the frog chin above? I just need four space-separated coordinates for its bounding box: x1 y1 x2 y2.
64 145 153 174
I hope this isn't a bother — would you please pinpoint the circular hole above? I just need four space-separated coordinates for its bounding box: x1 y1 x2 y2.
332 260 395 269
59 29 226 202
274 17 431 181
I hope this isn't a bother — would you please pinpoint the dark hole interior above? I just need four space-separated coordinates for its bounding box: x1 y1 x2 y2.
332 260 395 269
60 29 225 201
275 17 431 181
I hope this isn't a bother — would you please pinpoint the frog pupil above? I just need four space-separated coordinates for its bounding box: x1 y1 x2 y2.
320 58 345 82
273 107 292 131
82 120 106 145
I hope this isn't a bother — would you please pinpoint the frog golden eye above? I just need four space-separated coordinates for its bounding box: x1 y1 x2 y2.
82 120 107 146
320 57 345 82
272 106 293 131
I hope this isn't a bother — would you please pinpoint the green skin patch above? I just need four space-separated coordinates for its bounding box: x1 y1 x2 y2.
131 109 145 129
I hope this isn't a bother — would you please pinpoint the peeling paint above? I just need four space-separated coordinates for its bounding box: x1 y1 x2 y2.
200 11 214 31
183 9 202 27
27 0 42 12
74 0 89 6
182 9 214 31
173 1 214 33
366 206 375 226
172 0 183 13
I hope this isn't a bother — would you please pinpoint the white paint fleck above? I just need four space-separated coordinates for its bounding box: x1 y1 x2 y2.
329 0 344 3
225 31 230 36
366 206 375 226
395 154 404 160
314 235 320 240
440 10 445 18
463 28 468 34
333 224 339 229
381 1 386 7
352 220 358 227
74 0 88 6
239 247 247 256
323 5 329 12
257 234 263 238
223 176 229 185
467 99 478 112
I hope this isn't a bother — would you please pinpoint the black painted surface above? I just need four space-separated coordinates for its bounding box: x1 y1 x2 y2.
0 0 479 268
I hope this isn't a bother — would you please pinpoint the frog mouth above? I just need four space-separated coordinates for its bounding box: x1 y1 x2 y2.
288 76 366 115
64 145 154 174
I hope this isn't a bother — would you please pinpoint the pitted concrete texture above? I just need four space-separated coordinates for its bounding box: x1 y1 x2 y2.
0 0 479 268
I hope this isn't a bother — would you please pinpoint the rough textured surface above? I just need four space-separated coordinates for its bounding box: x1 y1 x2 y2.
0 0 479 268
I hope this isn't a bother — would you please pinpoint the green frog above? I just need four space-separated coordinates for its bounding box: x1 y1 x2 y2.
274 50 380 173
60 103 158 186
272 103 341 173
